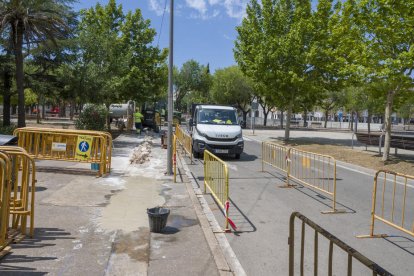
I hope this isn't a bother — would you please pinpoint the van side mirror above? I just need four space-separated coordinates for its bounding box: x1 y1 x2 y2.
189 118 195 126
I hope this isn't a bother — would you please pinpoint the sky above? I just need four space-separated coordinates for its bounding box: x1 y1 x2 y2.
73 0 250 72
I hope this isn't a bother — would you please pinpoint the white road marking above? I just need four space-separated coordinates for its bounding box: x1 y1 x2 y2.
227 163 238 171
243 136 261 143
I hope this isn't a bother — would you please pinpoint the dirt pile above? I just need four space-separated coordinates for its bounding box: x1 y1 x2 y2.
129 137 154 164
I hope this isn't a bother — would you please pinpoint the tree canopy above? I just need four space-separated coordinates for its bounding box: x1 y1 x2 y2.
0 0 75 127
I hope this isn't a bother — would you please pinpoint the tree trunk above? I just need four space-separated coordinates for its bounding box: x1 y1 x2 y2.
242 110 248 124
304 110 308 127
350 111 354 131
42 102 46 119
3 68 12 126
367 112 372 133
70 100 75 120
59 102 66 117
263 109 269 126
106 103 111 131
280 110 284 129
354 112 358 133
36 102 41 124
14 23 26 127
324 110 329 128
284 103 293 142
382 90 395 161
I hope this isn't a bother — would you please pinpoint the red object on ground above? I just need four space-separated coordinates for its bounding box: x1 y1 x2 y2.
225 201 237 231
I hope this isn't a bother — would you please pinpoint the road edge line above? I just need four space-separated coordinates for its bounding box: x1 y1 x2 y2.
178 153 247 276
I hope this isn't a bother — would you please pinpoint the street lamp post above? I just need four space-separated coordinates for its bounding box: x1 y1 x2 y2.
167 0 174 175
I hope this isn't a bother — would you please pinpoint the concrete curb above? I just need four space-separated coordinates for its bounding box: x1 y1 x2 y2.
177 153 246 276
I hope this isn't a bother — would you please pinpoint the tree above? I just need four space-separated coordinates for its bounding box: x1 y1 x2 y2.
25 37 78 122
210 66 254 122
309 0 347 128
0 42 14 126
319 89 347 128
344 86 368 132
78 0 167 127
174 60 211 112
343 1 414 161
0 0 75 127
397 94 414 126
235 0 314 141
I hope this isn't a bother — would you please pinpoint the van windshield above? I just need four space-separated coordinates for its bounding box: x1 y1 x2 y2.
197 109 238 125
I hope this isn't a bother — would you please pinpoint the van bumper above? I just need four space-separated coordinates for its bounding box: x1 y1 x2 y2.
193 139 244 155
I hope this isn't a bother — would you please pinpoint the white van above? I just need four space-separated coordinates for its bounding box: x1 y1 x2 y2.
190 104 244 159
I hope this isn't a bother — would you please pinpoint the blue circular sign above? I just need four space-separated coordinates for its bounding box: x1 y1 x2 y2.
79 141 89 152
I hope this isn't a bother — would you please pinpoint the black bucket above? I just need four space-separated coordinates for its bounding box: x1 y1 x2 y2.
147 207 170 233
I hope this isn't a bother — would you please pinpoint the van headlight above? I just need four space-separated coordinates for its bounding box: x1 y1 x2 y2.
197 129 207 137
236 132 243 139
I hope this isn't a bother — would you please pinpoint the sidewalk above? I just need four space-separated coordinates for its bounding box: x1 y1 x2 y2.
0 133 231 275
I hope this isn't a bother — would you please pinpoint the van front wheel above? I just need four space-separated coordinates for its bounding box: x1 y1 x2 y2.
193 148 200 159
235 153 241 159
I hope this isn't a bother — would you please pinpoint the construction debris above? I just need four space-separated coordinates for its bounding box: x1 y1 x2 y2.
130 137 154 164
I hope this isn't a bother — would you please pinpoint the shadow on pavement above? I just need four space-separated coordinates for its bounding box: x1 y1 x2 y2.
384 236 414 256
0 227 74 275
12 227 75 250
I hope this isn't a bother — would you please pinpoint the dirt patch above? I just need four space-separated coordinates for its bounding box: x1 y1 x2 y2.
280 142 414 175
113 228 150 262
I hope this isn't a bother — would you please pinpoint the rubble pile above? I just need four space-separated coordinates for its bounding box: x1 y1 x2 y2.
129 137 154 164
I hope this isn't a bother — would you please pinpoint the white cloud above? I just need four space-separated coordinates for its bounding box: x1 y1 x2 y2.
185 0 207 15
208 0 221 5
223 33 232 40
148 0 166 16
222 0 247 19
179 0 249 20
148 0 248 20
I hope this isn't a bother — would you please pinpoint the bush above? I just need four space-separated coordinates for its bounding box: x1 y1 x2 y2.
75 104 108 131
0 123 16 135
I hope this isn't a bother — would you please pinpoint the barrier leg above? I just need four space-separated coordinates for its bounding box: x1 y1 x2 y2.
357 174 387 238
279 155 295 188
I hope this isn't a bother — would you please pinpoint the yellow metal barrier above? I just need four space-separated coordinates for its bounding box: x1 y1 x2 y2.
261 141 289 172
289 212 391 276
173 134 177 183
203 150 230 231
0 147 36 238
262 142 341 213
0 147 37 258
14 127 112 174
287 148 340 214
0 151 12 257
175 125 192 162
13 127 110 177
358 170 414 239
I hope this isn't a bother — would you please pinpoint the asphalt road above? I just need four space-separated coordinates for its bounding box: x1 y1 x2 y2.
182 138 414 275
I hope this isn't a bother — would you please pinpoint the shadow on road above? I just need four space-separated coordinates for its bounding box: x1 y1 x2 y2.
270 136 355 147
292 183 356 214
384 236 414 256
227 198 257 235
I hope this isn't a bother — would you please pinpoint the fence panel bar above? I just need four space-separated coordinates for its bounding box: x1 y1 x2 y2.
358 170 414 239
289 212 392 276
